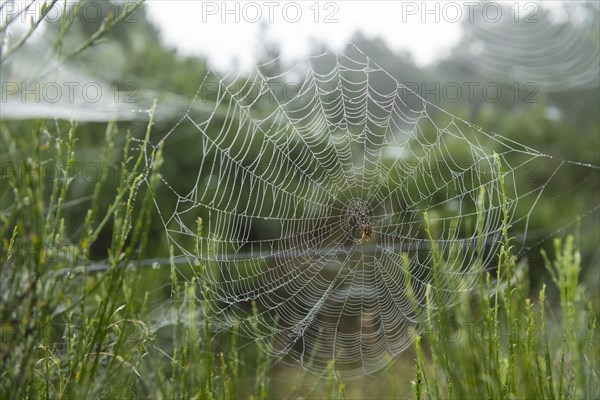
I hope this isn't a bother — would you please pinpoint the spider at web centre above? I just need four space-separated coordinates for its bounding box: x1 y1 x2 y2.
341 198 376 245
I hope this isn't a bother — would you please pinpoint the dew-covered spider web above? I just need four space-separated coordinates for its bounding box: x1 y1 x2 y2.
144 44 599 378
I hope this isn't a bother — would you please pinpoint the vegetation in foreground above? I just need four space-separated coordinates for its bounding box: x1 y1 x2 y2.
1 116 598 399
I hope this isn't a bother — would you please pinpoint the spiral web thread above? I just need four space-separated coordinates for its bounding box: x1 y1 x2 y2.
145 44 598 378
457 2 600 92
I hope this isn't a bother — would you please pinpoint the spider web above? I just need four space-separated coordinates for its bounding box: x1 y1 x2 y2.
144 44 599 378
455 2 600 92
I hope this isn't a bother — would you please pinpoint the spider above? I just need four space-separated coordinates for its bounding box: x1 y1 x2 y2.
354 222 373 245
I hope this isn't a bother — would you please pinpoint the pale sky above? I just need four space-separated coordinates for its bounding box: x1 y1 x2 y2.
145 1 464 72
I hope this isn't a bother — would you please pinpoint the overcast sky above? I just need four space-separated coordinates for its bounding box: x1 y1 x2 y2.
145 1 464 71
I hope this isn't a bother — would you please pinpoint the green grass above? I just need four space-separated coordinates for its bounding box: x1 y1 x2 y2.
1 116 598 399
412 235 599 399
